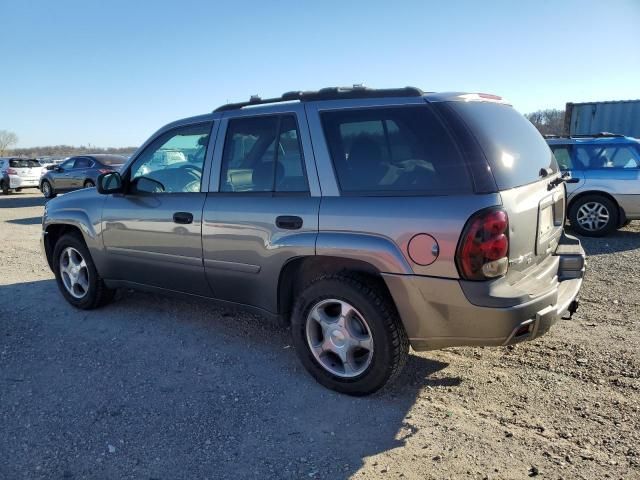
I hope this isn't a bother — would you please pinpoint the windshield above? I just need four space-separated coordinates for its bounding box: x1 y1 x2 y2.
449 102 558 189
9 159 40 168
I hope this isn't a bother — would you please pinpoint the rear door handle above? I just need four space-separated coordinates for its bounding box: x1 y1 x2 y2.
173 212 193 224
276 215 303 230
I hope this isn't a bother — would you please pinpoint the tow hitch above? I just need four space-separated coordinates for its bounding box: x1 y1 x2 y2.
561 299 580 320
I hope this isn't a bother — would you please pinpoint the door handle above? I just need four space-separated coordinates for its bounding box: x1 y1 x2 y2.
276 215 303 230
173 212 194 224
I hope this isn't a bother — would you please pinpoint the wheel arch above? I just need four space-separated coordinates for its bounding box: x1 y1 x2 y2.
277 256 395 322
43 223 86 269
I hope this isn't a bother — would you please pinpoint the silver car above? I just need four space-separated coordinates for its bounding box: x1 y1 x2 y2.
41 87 585 395
0 157 42 194
547 134 640 236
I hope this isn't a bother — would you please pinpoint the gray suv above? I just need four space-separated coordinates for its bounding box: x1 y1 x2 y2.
41 87 585 395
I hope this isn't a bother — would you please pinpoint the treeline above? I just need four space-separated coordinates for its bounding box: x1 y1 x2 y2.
7 145 138 158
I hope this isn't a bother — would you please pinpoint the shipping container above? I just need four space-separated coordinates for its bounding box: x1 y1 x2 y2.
564 100 640 138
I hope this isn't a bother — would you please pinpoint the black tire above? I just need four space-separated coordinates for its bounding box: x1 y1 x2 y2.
1 180 10 195
41 180 56 198
291 274 409 396
15 188 22 192
620 219 632 229
84 180 95 188
569 194 618 237
52 233 115 309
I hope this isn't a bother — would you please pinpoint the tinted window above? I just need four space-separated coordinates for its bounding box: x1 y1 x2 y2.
321 106 472 194
129 122 211 193
74 157 93 168
98 155 126 166
575 143 640 169
550 146 576 170
220 115 308 193
450 102 557 189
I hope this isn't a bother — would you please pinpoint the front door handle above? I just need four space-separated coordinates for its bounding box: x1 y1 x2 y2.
173 212 193 224
276 215 303 230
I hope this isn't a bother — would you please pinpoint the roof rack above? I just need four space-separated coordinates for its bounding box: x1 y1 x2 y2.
544 132 625 139
213 85 425 112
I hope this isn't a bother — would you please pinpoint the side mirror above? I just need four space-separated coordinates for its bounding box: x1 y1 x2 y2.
46 165 56 171
97 171 123 194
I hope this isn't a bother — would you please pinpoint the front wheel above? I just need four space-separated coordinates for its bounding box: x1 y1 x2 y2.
83 180 95 188
291 274 409 396
569 194 618 237
41 180 56 198
52 233 115 309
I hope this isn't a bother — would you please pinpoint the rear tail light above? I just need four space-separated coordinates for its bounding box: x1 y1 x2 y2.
98 169 112 174
7 168 17 175
456 208 509 280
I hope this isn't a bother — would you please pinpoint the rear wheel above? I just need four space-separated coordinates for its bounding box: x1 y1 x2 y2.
52 233 115 309
41 180 56 198
1 180 10 195
569 194 618 237
291 274 409 396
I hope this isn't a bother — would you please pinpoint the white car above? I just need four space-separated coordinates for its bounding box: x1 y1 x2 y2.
0 157 43 194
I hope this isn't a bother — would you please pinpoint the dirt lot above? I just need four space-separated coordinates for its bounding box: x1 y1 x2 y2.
1 192 638 480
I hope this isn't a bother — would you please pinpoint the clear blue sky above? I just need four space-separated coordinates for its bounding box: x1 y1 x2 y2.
2 0 639 148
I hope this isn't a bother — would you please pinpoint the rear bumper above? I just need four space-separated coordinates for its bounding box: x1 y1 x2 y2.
8 175 40 189
383 233 585 351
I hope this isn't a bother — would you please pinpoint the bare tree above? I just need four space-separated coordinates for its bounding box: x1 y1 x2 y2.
525 109 565 136
0 130 19 155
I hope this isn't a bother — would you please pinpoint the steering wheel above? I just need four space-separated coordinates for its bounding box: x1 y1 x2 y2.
178 164 203 175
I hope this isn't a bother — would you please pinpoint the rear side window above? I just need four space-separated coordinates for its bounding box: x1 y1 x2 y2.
449 102 558 189
321 106 472 195
220 115 309 193
74 157 94 168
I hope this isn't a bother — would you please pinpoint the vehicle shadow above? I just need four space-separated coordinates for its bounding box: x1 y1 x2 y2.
6 216 42 225
0 194 47 209
1 279 461 480
567 225 640 256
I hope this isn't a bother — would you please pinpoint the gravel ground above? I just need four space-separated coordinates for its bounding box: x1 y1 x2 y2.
1 192 638 480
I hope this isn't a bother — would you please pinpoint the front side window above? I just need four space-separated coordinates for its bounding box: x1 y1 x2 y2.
575 143 640 169
59 159 76 170
129 122 211 193
220 115 308 193
550 146 575 170
321 106 472 194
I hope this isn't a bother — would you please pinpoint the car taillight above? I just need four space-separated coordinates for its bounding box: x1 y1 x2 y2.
456 208 509 280
98 169 112 174
7 168 17 175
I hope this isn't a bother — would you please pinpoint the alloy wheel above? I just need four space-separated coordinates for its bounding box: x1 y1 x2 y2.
305 299 374 378
59 247 90 299
576 201 610 232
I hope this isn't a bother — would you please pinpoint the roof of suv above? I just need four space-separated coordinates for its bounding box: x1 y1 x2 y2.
211 86 511 113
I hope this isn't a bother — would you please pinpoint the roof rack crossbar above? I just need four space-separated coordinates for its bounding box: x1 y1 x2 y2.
544 132 625 139
213 86 424 112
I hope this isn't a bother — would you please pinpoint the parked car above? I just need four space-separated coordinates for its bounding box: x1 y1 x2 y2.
41 87 585 395
546 133 640 236
40 154 126 198
0 157 43 194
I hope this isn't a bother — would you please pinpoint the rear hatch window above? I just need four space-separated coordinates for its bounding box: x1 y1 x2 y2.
448 102 558 189
9 159 40 168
